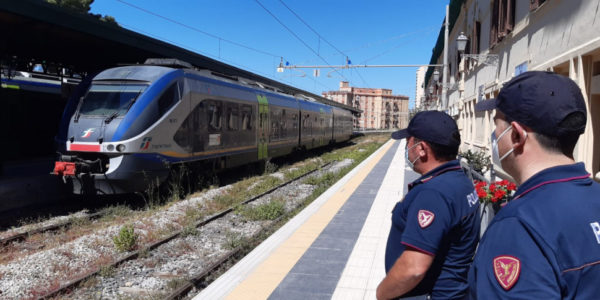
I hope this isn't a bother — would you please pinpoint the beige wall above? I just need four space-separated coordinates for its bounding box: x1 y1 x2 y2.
438 0 600 180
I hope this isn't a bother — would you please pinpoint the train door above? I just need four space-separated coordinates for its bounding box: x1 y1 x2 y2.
257 94 269 160
319 108 325 146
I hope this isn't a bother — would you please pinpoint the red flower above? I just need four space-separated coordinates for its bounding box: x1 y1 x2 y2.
477 189 487 199
507 182 516 191
474 180 516 205
494 189 506 199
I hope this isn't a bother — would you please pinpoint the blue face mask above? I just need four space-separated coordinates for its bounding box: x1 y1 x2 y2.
405 142 422 169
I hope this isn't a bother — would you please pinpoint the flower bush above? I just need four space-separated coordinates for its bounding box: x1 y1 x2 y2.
475 180 516 205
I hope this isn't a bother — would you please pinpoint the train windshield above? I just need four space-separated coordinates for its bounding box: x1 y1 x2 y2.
79 84 148 116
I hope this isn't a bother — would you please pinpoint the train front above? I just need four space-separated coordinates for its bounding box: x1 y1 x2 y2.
53 66 183 195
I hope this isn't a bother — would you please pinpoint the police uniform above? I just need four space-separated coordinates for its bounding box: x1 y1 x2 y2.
470 71 600 298
468 163 600 298
385 159 480 299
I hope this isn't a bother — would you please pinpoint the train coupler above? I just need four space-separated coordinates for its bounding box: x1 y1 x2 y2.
53 161 77 176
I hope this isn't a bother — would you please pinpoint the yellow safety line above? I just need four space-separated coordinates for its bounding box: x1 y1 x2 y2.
225 140 394 300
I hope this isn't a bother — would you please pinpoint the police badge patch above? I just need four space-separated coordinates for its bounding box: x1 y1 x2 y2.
418 210 435 228
493 255 521 290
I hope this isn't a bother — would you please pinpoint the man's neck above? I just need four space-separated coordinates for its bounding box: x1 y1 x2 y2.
514 153 575 185
417 159 452 176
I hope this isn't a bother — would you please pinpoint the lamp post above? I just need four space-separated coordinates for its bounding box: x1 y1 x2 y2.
456 32 499 66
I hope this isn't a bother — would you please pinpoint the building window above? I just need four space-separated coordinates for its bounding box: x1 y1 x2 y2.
490 0 515 48
530 0 546 11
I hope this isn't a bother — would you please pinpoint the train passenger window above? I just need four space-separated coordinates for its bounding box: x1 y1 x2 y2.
158 83 179 117
208 101 222 132
281 110 287 138
227 105 239 131
292 114 298 129
241 105 253 131
303 114 310 129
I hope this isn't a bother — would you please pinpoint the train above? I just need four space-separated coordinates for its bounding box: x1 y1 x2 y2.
53 59 354 195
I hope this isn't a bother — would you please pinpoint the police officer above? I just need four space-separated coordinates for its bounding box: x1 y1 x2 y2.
377 111 480 300
469 71 600 298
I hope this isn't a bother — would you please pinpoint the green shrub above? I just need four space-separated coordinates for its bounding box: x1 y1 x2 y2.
223 231 245 250
113 225 138 252
181 225 198 237
238 199 285 221
459 149 491 173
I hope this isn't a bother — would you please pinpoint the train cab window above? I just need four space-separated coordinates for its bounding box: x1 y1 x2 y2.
158 82 179 117
208 101 222 132
227 105 239 131
241 105 253 131
79 83 147 116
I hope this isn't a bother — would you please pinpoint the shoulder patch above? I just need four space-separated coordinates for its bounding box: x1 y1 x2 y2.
417 210 435 228
493 255 521 290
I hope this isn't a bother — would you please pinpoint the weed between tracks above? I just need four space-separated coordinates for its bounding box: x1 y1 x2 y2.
3 135 388 299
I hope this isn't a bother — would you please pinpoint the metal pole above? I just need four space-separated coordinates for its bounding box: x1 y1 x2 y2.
442 4 449 111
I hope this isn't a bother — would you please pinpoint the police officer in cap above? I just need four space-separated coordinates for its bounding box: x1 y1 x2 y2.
377 111 480 300
468 71 600 298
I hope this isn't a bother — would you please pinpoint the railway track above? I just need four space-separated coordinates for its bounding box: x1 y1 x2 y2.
0 212 104 247
37 162 331 299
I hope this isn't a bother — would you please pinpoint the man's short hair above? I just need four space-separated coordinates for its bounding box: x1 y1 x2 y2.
532 111 586 158
414 135 459 162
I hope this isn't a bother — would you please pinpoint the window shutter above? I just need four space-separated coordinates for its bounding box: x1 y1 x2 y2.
490 0 500 47
506 0 515 32
472 22 480 54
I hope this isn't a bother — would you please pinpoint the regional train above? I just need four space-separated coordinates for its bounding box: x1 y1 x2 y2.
53 59 353 195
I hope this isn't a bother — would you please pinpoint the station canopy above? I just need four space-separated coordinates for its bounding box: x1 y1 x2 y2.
0 0 359 113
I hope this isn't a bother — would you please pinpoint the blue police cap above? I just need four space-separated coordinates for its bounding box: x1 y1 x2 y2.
391 110 460 147
475 71 587 137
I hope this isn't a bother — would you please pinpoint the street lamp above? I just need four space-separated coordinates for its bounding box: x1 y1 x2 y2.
433 69 440 82
277 58 284 73
456 32 468 53
456 32 499 66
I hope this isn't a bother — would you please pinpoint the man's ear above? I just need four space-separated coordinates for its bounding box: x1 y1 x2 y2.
418 141 428 158
510 121 529 148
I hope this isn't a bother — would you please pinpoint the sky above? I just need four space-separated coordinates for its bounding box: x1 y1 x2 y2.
90 0 450 109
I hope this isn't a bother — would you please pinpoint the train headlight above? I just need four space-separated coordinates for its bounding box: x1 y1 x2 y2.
106 144 114 151
116 144 126 152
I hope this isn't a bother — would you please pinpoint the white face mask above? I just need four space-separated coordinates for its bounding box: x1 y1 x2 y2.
405 141 422 169
491 125 527 167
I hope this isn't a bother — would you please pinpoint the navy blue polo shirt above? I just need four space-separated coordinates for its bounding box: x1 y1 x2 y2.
385 160 480 299
468 163 600 299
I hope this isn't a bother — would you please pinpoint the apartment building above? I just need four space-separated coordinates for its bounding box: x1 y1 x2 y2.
323 81 409 130
424 0 600 180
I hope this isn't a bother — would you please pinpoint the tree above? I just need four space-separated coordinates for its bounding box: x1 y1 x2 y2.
46 0 94 13
46 0 118 25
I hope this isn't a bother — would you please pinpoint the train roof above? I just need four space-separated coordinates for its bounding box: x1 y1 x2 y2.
94 66 176 82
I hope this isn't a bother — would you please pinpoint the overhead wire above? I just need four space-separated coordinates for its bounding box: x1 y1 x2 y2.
278 0 369 87
116 0 331 93
253 0 350 85
115 0 281 59
117 22 304 88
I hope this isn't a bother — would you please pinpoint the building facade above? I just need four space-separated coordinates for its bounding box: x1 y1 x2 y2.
424 0 600 181
323 81 409 130
415 66 427 109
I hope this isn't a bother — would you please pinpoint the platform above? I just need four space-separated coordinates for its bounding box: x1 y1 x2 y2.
195 138 420 300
